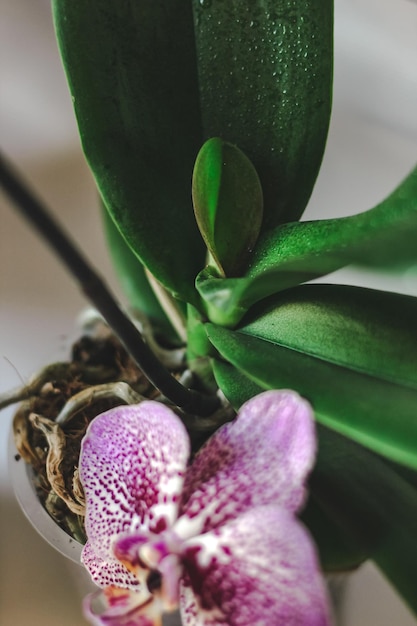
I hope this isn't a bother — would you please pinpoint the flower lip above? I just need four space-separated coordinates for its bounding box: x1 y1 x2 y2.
114 531 184 613
84 586 155 626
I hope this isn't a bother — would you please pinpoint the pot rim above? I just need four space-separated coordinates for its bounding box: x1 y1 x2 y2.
8 425 83 565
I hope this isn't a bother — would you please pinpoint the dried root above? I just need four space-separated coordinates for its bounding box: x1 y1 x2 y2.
56 381 144 425
9 319 164 543
30 413 85 516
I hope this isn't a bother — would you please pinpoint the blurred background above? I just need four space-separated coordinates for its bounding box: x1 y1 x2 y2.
1 0 417 624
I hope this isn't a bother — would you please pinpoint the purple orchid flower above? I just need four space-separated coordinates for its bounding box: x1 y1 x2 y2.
79 390 332 626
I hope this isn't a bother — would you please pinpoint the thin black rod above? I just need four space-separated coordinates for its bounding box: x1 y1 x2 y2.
0 152 220 416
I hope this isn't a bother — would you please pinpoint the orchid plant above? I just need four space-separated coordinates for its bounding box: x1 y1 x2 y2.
1 1 417 625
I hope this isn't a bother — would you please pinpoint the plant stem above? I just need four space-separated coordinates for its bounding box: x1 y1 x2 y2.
0 151 220 416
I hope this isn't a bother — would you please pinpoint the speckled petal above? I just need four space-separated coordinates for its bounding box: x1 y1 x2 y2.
179 506 332 626
81 541 140 590
177 391 315 537
83 585 162 626
79 402 190 564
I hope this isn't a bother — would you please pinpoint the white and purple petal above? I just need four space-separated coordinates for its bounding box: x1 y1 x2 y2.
81 541 140 590
79 402 190 564
177 391 316 537
179 505 331 626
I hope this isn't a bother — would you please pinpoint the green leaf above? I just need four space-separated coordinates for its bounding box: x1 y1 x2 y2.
196 267 247 326
101 203 178 341
384 459 417 492
52 0 205 303
192 0 333 226
192 138 263 276
205 284 417 468
197 164 417 326
249 162 417 273
241 284 417 391
300 495 369 573
311 426 417 615
211 358 265 409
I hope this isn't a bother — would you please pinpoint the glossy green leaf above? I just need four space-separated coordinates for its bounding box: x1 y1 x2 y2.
52 0 205 303
211 358 265 409
192 138 263 276
241 284 417 391
250 162 417 274
300 495 368 573
197 164 417 326
205 284 417 468
192 0 333 226
384 459 417 492
311 426 417 615
101 203 178 341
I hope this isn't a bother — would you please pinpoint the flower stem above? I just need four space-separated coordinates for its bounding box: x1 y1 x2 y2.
0 151 220 417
